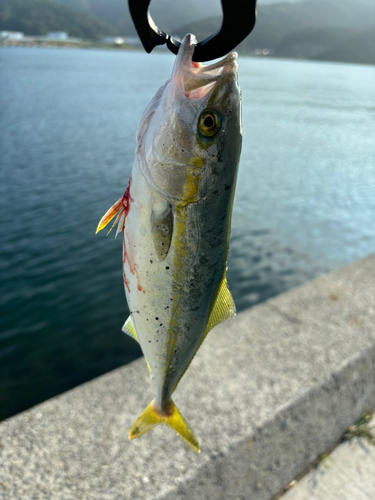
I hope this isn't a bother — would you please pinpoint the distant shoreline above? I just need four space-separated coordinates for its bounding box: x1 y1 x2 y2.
0 38 145 52
1 40 373 67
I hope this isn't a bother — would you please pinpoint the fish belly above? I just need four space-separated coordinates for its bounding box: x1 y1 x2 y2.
123 167 233 404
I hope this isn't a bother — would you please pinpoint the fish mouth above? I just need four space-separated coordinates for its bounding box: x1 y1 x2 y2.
170 34 238 100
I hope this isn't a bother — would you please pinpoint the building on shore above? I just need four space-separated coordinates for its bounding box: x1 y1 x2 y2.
102 36 125 45
47 32 68 40
101 36 142 46
0 31 24 41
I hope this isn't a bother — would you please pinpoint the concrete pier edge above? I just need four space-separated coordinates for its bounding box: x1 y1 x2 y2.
279 413 375 500
0 254 375 500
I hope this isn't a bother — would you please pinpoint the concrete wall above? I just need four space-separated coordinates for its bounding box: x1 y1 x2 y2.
0 254 375 499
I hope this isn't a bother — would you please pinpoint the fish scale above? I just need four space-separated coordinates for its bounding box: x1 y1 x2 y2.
96 34 242 453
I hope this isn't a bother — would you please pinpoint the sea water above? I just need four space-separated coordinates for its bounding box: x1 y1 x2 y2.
0 47 374 419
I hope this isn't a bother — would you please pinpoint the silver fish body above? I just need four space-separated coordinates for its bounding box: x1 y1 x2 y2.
97 34 242 452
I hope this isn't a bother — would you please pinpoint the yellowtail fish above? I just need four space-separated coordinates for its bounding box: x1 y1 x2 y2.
96 34 242 453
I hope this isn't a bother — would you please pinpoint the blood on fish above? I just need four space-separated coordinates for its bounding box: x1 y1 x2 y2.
96 33 242 453
120 177 145 294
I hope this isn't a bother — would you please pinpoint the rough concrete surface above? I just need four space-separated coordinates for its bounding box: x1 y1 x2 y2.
0 254 375 500
282 416 375 500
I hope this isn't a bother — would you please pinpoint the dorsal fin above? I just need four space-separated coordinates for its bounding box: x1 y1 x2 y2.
173 275 235 391
203 276 236 335
122 315 152 374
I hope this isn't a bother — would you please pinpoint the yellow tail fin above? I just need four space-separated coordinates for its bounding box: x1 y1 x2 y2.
129 399 200 453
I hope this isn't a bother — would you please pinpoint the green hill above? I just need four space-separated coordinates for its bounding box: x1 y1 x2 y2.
176 0 374 50
2 0 374 64
54 0 375 40
272 25 375 65
276 27 359 57
0 0 115 39
56 0 223 37
57 0 131 35
174 1 375 65
314 29 375 65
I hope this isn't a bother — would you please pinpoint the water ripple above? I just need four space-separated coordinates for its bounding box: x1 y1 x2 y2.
0 48 374 420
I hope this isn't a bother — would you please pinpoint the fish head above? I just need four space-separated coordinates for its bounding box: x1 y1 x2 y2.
137 34 242 204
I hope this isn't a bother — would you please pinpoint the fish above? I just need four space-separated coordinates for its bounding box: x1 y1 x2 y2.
96 34 242 453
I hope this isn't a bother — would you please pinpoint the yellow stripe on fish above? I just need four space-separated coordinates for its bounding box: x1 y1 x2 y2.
96 33 242 453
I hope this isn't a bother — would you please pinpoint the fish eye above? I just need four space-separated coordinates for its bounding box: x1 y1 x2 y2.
198 110 221 137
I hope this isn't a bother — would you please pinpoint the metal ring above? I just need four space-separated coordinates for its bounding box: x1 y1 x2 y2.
128 0 257 62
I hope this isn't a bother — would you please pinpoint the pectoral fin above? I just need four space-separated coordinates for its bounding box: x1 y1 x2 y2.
150 203 173 261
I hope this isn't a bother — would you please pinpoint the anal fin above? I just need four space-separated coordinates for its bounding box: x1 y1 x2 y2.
122 315 139 342
122 315 152 375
